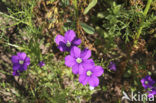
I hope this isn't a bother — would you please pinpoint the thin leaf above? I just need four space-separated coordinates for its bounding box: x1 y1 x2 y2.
80 22 95 34
84 0 97 15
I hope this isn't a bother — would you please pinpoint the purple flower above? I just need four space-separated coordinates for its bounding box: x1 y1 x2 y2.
108 61 116 71
141 75 156 89
39 61 45 68
147 87 156 98
65 46 94 74
55 30 81 52
11 52 30 76
79 64 104 87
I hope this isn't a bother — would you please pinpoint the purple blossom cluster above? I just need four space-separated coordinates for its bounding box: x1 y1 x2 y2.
11 52 30 76
39 61 45 68
11 29 155 97
108 61 116 71
11 52 45 76
55 30 104 87
55 30 81 52
141 75 156 97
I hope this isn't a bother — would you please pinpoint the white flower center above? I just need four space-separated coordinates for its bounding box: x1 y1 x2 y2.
66 41 71 47
145 81 148 85
148 88 151 91
87 70 92 76
76 58 82 63
19 60 24 64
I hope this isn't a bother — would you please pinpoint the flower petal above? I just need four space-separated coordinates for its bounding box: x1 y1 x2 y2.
39 61 45 67
72 38 81 45
72 64 80 74
147 88 156 97
70 46 81 58
89 76 99 87
79 75 86 83
82 59 94 69
65 55 76 67
93 66 104 77
79 75 89 85
58 41 67 52
11 55 19 64
17 52 26 60
80 48 91 59
25 57 30 65
55 34 65 45
13 70 19 76
13 64 20 71
22 64 28 71
78 64 84 74
108 62 116 71
64 30 76 42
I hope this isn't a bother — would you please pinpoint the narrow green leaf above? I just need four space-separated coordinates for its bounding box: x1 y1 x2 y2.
80 22 95 34
84 0 97 15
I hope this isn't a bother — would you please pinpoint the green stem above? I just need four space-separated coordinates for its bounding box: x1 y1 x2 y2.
134 0 152 45
73 0 78 17
143 0 152 16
